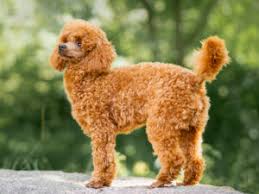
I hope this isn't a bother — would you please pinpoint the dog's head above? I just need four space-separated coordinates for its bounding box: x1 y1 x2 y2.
49 19 116 72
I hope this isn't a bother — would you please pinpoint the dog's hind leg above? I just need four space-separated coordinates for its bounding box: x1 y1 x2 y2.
146 120 184 188
178 96 209 185
179 127 205 185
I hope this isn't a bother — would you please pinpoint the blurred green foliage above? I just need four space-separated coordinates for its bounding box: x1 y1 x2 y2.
0 0 259 193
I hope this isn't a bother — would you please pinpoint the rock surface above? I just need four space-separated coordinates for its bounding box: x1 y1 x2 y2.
0 170 243 194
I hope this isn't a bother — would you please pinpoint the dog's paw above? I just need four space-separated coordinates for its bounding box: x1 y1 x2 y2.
176 182 184 186
149 180 169 188
177 181 198 186
85 180 108 189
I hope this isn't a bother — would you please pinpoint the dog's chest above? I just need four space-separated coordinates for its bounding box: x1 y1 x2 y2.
64 70 79 103
63 69 91 103
64 70 113 118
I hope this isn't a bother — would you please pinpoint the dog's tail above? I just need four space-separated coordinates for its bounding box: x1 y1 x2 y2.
194 36 229 82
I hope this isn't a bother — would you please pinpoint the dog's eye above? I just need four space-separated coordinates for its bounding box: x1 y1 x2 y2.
76 41 82 47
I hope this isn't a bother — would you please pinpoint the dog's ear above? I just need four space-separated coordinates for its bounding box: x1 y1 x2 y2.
83 39 117 73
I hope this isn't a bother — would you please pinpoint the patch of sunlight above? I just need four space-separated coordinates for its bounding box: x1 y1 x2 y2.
56 14 74 25
154 158 160 169
127 9 147 24
249 128 259 140
124 145 136 156
36 30 57 66
92 0 113 23
34 81 49 94
224 24 235 37
38 68 57 80
133 161 150 176
38 30 57 50
10 0 35 28
154 1 165 12
185 8 199 22
1 16 38 67
116 152 129 176
184 50 199 68
112 56 132 68
5 73 21 92
221 0 232 16
235 2 245 15
218 86 229 98
235 53 246 65
176 169 184 182
88 18 102 26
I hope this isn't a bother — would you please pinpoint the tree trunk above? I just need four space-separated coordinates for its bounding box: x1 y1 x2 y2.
173 0 184 65
141 0 159 61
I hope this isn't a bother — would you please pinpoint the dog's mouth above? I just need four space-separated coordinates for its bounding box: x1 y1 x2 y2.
59 49 85 61
59 51 74 59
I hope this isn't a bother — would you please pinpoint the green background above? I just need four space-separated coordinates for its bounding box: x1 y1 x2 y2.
0 0 258 193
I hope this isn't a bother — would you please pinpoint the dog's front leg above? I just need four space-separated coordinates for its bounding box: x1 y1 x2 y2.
86 132 116 188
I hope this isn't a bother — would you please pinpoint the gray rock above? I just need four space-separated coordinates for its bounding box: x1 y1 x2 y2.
0 170 243 194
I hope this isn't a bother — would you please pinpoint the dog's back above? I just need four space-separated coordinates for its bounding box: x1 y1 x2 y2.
107 63 201 133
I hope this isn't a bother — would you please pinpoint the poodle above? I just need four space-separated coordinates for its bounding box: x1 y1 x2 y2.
49 19 229 188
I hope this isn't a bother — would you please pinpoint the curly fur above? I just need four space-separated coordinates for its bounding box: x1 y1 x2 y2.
49 19 229 188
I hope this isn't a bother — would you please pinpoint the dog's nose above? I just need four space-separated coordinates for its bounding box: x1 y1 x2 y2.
59 44 67 52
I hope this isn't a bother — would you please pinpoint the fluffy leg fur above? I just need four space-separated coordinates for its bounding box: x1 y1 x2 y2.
147 120 184 188
86 132 116 188
179 127 205 185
